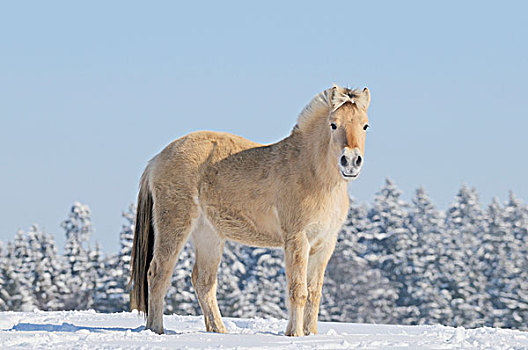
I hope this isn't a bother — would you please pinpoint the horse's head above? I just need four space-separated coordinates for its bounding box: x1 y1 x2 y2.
327 85 370 181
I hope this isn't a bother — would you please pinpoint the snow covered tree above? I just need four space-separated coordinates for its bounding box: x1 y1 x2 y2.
402 187 446 325
499 192 528 329
11 229 37 310
27 226 62 310
216 242 248 318
323 198 399 323
439 185 488 327
87 242 106 310
119 204 135 285
364 179 409 269
95 204 136 313
60 202 93 310
362 179 409 321
0 242 35 311
237 247 286 319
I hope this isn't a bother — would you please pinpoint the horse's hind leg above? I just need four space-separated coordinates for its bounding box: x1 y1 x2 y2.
191 219 227 333
146 193 198 334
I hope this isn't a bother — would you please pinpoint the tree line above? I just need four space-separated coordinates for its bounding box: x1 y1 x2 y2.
0 179 526 330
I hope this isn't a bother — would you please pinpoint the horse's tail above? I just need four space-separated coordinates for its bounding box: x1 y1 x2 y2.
129 167 154 316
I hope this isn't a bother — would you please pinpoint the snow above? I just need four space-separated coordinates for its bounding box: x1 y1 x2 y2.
1 311 527 349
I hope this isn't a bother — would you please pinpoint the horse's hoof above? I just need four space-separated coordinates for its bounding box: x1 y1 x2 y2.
146 325 164 335
206 324 227 333
285 328 304 337
303 328 316 336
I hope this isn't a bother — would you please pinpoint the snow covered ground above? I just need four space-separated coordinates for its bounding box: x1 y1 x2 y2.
1 311 527 349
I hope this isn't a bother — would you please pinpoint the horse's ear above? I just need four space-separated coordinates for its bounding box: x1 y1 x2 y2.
329 84 346 110
357 87 371 110
327 84 338 109
332 83 346 93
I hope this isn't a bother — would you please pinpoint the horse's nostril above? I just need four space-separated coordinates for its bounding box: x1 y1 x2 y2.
340 155 348 167
355 155 362 167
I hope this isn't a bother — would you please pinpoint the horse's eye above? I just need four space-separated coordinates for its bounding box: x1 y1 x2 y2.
363 124 369 131
330 122 337 130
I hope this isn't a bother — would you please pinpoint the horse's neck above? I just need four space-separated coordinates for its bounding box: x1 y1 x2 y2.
276 129 344 192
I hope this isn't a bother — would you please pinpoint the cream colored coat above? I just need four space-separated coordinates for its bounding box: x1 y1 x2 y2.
130 85 371 336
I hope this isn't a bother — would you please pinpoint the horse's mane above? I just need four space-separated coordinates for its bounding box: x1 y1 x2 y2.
295 85 366 131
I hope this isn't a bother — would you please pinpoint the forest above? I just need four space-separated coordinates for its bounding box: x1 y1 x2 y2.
1 179 526 330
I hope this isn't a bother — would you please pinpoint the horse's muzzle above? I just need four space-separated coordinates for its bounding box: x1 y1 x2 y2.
339 147 362 180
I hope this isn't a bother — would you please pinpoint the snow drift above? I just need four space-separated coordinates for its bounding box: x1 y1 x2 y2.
1 311 527 349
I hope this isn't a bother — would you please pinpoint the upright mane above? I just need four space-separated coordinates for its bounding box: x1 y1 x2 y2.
295 89 331 131
295 85 367 131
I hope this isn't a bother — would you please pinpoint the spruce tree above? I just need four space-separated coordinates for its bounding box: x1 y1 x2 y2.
96 204 137 313
239 247 286 319
60 202 93 310
364 178 409 321
28 226 62 310
324 198 398 324
12 229 37 310
119 204 135 285
500 192 528 329
216 241 247 317
87 242 106 310
441 185 488 327
0 242 35 311
404 187 445 325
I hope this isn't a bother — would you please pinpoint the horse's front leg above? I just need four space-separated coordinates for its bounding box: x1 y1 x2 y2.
303 242 335 335
284 235 309 336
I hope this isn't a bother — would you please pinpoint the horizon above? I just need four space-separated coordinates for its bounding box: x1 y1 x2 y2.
1 178 523 254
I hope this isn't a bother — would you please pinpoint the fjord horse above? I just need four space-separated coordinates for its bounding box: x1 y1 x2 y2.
130 84 371 336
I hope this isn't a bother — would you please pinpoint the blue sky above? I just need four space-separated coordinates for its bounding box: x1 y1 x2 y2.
1 1 527 252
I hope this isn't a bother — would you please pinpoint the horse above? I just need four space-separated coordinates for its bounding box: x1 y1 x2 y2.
129 84 371 336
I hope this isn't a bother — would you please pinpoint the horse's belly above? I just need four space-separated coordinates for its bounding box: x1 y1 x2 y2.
203 203 284 248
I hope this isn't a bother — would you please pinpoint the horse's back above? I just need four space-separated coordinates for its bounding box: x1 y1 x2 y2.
148 130 262 197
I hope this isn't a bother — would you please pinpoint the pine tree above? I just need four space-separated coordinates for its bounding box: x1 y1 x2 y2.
0 242 9 310
403 187 446 325
323 198 399 324
323 199 367 321
12 229 37 310
500 192 528 329
364 179 408 267
86 242 106 310
117 204 135 310
119 204 135 285
216 241 247 317
0 242 35 311
239 247 286 319
28 226 62 310
60 202 93 310
363 178 409 322
440 185 488 327
95 204 136 313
